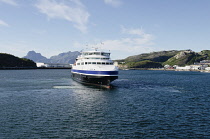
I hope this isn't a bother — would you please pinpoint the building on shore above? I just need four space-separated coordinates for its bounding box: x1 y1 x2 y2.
174 64 208 71
205 67 210 71
163 59 210 71
199 60 210 65
36 62 72 68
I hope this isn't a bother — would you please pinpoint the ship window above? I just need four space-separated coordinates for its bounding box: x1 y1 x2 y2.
92 62 96 64
102 58 109 60
94 52 100 55
81 62 84 65
102 62 106 65
77 63 80 65
85 62 87 65
88 62 91 64
101 53 110 56
97 62 101 65
110 62 113 65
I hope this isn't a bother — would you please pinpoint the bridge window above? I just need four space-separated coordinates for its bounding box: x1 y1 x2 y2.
102 58 109 60
101 52 110 56
94 52 100 55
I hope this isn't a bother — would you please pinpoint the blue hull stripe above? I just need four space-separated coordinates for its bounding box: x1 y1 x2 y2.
71 69 118 75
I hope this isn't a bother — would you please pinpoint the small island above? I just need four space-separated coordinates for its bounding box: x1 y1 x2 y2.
0 53 37 69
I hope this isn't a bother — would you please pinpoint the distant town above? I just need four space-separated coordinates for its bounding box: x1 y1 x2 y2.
163 60 210 72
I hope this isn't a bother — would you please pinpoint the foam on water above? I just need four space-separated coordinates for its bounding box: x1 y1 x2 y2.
53 85 84 89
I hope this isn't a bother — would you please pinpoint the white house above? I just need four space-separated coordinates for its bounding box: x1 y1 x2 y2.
176 66 191 70
164 65 172 69
175 65 208 71
205 67 210 71
36 62 45 67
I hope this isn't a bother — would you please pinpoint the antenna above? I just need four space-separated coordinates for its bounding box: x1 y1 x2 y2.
85 44 89 50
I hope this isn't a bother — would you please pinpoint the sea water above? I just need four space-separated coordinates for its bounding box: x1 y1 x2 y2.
0 69 210 138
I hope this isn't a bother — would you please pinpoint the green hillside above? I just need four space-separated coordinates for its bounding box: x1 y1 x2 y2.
125 50 180 63
0 53 37 68
117 50 210 69
125 60 163 68
164 50 210 66
117 50 181 68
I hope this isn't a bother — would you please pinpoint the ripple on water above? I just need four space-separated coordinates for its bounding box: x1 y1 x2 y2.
1 70 210 138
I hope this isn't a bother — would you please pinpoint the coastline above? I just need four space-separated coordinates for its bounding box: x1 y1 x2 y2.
1 67 210 73
0 67 72 70
120 68 210 73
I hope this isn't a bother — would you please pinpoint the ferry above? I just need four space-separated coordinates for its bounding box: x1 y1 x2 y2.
71 49 118 88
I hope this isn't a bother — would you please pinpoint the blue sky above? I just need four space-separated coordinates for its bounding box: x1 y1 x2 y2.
0 0 210 59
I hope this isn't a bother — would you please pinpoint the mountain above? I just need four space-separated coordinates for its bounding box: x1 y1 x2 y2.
0 53 36 68
50 51 80 64
24 51 80 64
24 51 49 63
117 50 210 68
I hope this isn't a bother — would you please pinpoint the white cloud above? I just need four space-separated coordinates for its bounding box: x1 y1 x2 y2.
35 0 90 33
104 0 122 7
0 19 9 27
104 26 155 52
0 0 17 6
103 37 155 53
121 25 145 36
72 26 156 59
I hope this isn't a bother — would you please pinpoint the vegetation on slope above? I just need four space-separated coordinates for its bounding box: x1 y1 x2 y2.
117 50 181 69
118 50 210 68
164 50 210 66
0 53 37 68
126 60 163 68
124 50 180 63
